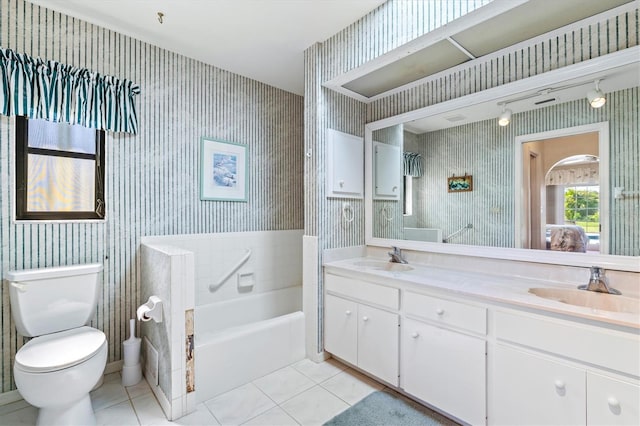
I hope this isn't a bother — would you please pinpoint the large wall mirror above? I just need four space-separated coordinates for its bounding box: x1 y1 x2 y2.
365 48 640 271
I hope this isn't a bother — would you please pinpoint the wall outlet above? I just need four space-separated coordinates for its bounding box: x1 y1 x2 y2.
143 336 159 386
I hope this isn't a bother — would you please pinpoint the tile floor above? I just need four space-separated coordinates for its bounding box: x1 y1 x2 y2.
0 358 393 426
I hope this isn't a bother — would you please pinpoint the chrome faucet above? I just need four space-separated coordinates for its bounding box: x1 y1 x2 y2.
578 266 621 295
388 246 408 264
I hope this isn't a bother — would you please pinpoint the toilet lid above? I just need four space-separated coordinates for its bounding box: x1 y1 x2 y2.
15 326 106 373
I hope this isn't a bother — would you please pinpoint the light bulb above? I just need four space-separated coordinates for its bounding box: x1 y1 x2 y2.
498 109 511 126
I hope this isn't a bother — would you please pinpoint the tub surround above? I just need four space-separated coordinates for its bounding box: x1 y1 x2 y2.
139 230 304 420
139 243 195 420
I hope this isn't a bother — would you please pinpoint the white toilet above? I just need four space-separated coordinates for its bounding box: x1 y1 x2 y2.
7 263 107 426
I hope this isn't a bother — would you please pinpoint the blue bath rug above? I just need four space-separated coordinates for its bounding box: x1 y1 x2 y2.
323 389 459 426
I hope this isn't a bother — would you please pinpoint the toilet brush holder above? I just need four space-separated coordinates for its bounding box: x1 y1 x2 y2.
122 319 142 387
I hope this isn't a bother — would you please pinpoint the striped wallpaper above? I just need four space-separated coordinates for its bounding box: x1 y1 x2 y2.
0 0 303 393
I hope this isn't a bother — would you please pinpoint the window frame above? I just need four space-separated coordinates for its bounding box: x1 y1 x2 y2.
15 116 106 221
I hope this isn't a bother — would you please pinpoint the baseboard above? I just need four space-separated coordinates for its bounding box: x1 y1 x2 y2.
0 389 23 407
147 372 171 420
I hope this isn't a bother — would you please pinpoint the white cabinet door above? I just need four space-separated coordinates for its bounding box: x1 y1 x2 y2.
402 318 486 425
373 142 401 199
491 344 586 426
587 372 639 426
357 304 399 386
324 294 358 366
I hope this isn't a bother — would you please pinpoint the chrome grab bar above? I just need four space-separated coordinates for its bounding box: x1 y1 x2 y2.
443 223 473 243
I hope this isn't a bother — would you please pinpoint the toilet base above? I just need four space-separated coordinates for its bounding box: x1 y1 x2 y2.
37 394 95 426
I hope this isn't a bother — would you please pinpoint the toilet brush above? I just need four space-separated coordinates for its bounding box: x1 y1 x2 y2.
122 318 142 386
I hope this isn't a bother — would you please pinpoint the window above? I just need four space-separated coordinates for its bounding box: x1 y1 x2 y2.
564 185 600 233
15 117 105 220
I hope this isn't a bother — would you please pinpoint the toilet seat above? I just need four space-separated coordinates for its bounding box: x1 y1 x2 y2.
15 326 106 373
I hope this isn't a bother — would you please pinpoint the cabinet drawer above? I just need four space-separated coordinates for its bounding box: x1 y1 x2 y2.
495 310 640 377
587 372 639 426
325 273 399 310
404 291 486 334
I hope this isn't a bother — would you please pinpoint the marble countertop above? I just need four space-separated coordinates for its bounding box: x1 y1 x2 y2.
324 257 640 330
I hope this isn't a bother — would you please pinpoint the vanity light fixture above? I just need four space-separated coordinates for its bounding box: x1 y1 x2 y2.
498 105 512 127
587 79 606 108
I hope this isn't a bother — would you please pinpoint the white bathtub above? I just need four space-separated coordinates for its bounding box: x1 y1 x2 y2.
194 286 305 402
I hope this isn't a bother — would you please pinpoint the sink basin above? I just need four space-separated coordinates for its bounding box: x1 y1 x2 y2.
353 260 414 272
529 288 640 314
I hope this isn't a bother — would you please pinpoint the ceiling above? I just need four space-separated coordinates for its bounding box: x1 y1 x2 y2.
27 0 386 95
337 0 635 100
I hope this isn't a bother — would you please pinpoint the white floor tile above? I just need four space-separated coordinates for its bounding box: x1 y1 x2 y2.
320 368 384 405
204 383 275 426
131 393 171 425
291 358 347 384
0 399 31 416
171 403 220 425
242 406 298 426
253 366 315 404
0 405 38 426
95 400 139 426
126 378 152 400
91 380 130 412
280 386 348 426
103 372 122 383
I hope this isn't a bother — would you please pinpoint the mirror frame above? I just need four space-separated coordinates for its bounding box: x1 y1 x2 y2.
364 47 640 272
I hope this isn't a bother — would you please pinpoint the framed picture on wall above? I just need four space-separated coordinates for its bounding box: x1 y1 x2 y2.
447 174 473 193
200 137 248 201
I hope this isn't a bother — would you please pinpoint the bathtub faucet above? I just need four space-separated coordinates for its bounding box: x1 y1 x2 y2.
388 246 408 264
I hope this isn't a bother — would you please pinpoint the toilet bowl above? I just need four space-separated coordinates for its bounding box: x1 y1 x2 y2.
14 327 108 425
7 264 106 426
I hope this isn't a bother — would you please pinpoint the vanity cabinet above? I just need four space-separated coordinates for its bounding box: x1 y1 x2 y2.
324 274 399 385
491 310 640 426
402 292 487 425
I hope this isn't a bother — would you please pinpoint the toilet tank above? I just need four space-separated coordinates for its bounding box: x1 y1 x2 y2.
6 263 103 337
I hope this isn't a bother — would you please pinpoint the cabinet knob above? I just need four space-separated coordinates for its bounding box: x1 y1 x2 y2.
554 380 566 395
362 316 369 322
345 310 352 316
607 397 620 409
339 180 344 187
436 308 445 316
411 332 419 339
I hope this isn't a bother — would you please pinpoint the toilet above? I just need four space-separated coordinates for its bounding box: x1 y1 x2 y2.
7 263 107 426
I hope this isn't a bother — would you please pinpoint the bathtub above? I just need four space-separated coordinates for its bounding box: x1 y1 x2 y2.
194 286 305 402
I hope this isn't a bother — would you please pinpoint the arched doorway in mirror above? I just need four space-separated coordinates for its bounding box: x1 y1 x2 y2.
515 123 609 255
545 153 600 253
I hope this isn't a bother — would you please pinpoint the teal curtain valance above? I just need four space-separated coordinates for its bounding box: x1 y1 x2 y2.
403 152 423 177
0 47 140 133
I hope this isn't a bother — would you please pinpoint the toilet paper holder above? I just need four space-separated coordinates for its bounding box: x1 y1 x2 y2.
137 295 163 323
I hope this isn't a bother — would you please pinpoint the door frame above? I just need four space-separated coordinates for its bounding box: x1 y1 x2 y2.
514 122 609 254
